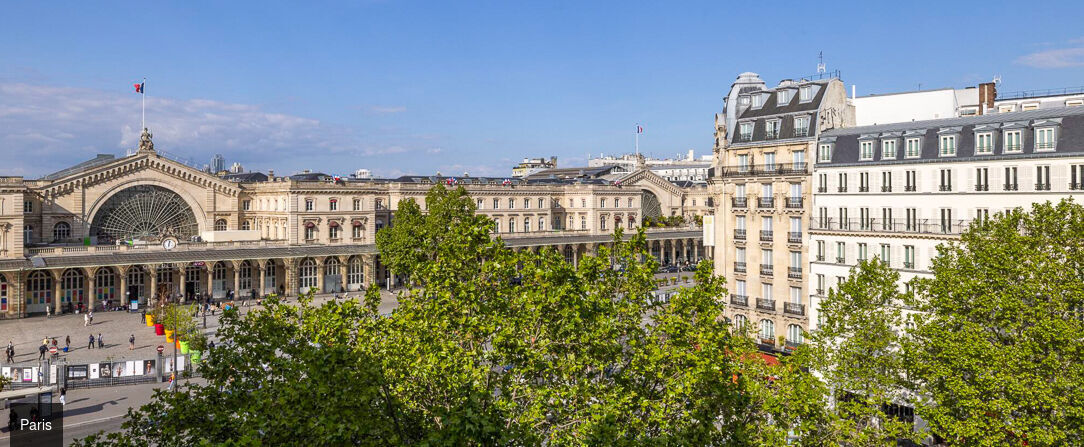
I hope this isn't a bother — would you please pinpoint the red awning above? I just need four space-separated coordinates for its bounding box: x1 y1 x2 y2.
352 220 363 227
329 221 339 228
304 222 315 228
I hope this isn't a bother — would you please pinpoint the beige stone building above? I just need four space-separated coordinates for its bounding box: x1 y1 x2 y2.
0 129 705 318
709 72 853 350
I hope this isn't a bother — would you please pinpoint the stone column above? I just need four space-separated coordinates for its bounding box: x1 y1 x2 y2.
148 265 158 303
118 267 128 304
670 241 677 265
12 271 24 318
205 264 213 301
257 260 267 296
52 269 62 314
316 258 326 294
339 256 348 293
85 269 95 314
364 255 375 287
178 267 187 303
284 259 297 296
232 262 241 296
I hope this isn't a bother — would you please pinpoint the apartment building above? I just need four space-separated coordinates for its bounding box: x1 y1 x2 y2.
710 72 854 350
809 106 1084 328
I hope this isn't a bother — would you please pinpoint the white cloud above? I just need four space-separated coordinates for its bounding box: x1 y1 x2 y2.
1016 47 1084 68
0 82 438 177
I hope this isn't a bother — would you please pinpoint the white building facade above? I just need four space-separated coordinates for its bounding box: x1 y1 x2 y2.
809 106 1084 328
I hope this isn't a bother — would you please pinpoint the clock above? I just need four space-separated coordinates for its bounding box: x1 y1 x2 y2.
162 237 178 251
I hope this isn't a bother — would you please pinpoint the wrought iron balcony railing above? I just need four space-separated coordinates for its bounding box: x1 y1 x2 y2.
730 294 749 307
720 163 809 178
756 298 776 311
783 302 806 316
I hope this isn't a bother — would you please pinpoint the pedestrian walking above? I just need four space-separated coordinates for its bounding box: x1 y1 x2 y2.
59 386 67 406
88 334 95 349
97 333 104 349
129 334 135 350
168 372 176 392
38 343 46 360
65 335 70 351
88 311 94 325
141 309 146 324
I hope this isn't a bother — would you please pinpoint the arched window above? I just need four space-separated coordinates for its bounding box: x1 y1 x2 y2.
53 222 71 241
787 324 803 345
628 215 636 229
241 221 251 231
347 256 364 288
524 218 530 232
759 319 775 340
299 258 318 290
266 260 278 291
127 266 146 301
733 314 748 330
509 218 516 233
23 225 33 244
239 261 253 291
61 268 85 305
600 215 608 230
538 217 544 232
213 263 228 295
26 270 52 307
214 219 228 231
94 268 116 304
494 218 501 233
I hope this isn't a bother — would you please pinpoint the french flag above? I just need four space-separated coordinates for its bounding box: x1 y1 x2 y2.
133 82 144 94
637 125 643 134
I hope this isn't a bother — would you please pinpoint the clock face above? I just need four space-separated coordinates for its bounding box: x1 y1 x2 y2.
163 238 177 250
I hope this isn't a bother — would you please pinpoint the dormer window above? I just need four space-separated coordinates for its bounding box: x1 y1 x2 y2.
905 138 921 158
859 141 874 160
751 94 763 108
817 144 832 162
799 86 812 102
998 104 1015 113
1066 98 1083 107
939 135 957 156
1004 130 1022 152
739 96 750 106
1021 102 1040 111
739 122 753 141
975 132 994 154
777 91 788 105
1036 127 1056 151
882 139 897 159
765 120 781 139
794 116 810 137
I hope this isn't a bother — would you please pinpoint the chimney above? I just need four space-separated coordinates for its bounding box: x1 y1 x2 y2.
979 82 997 114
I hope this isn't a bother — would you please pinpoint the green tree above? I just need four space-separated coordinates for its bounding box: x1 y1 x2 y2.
809 258 918 446
77 184 836 446
910 200 1084 446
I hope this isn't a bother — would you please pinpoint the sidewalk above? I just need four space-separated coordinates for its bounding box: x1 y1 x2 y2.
0 291 399 367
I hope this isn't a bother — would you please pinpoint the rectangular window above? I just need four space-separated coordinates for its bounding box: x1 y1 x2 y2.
860 141 874 160
354 199 362 211
538 198 544 209
818 144 832 162
524 198 531 209
329 199 338 211
835 242 846 263
881 207 893 230
600 198 606 208
493 198 500 209
816 274 825 293
940 208 953 233
777 90 787 104
764 152 776 170
859 207 870 230
905 138 921 158
23 201 31 213
905 170 917 191
838 173 848 192
242 200 251 211
736 247 746 264
816 240 825 261
976 132 993 154
794 116 809 137
857 243 868 262
881 171 892 192
1004 167 1018 190
305 200 314 212
1004 130 1022 152
859 172 869 192
329 225 340 239
353 225 363 239
739 123 753 141
1036 165 1051 190
939 169 953 191
817 173 827 193
1036 128 1056 151
800 85 812 102
508 198 515 209
737 154 750 172
976 208 990 224
882 139 897 159
880 244 891 266
939 135 956 156
904 245 915 269
1071 164 1084 190
975 167 989 191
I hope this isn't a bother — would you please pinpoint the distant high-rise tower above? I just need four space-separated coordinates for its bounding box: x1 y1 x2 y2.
230 162 244 173
211 154 225 173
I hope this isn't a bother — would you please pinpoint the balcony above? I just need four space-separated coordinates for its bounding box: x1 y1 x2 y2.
939 185 952 191
758 197 775 209
739 133 753 142
787 267 802 279
816 254 824 262
730 294 749 307
904 185 916 192
732 197 748 208
837 186 848 192
756 298 776 312
794 127 809 137
817 186 827 193
720 163 808 178
766 129 780 139
1005 143 1021 152
783 302 806 316
734 229 746 240
760 264 774 276
785 197 803 209
811 217 974 235
734 262 747 273
1037 142 1056 150
881 185 892 192
975 184 989 191
787 232 802 244
760 230 774 242
859 186 869 192
1072 182 1083 190
904 261 914 269
1003 183 1018 191
1036 183 1051 191
835 256 846 264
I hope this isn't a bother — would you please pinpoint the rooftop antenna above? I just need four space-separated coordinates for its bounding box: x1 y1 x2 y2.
993 75 1002 85
816 51 826 74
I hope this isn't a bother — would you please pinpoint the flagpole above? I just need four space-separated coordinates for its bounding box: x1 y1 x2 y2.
635 124 639 156
141 77 146 130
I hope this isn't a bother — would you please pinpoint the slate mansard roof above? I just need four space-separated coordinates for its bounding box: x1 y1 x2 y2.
729 79 831 147
818 106 1084 167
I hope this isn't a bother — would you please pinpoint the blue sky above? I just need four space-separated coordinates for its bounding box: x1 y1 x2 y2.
3 1 1084 178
